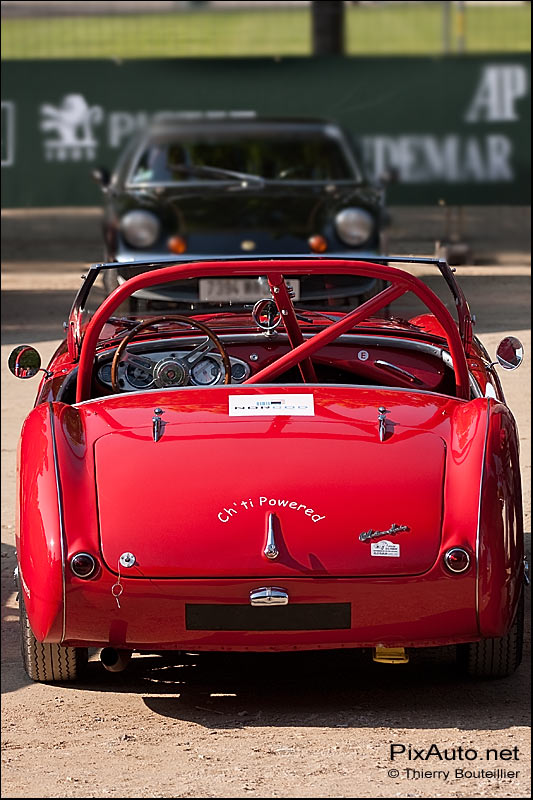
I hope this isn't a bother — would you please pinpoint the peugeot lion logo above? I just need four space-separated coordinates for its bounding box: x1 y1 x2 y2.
40 93 103 161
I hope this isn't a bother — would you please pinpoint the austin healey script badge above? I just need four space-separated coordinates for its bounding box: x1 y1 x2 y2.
359 523 410 542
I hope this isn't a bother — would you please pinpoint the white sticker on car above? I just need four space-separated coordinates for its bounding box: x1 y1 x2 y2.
370 540 400 557
229 395 315 416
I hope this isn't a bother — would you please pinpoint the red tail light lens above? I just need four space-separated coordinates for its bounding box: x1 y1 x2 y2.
444 547 471 574
70 552 97 579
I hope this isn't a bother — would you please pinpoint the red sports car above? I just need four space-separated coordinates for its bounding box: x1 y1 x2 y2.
9 256 527 682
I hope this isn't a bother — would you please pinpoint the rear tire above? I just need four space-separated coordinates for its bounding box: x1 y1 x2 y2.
457 590 524 679
19 595 88 682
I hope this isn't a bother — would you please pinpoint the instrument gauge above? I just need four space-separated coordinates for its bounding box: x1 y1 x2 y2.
191 357 222 386
231 361 248 382
98 363 112 384
125 364 153 388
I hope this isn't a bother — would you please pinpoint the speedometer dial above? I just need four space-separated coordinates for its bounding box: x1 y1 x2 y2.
191 357 222 386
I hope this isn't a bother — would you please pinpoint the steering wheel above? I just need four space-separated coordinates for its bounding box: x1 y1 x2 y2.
110 315 231 393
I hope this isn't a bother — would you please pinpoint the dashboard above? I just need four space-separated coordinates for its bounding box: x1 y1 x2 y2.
93 333 463 396
97 346 250 392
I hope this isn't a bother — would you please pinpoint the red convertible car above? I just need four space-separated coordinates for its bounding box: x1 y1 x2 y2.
9 256 527 682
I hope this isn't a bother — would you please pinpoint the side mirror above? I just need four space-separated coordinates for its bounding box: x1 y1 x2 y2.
495 336 524 370
252 299 282 332
91 166 111 188
8 345 42 379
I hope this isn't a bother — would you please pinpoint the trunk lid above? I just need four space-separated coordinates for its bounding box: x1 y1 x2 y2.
93 387 446 579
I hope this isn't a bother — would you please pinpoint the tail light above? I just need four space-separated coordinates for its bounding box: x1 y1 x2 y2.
444 547 471 574
70 552 97 579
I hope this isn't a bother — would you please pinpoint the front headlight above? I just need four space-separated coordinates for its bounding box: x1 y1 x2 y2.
120 210 161 248
334 208 374 247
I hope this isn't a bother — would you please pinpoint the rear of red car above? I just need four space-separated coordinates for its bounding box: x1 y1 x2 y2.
16 385 520 664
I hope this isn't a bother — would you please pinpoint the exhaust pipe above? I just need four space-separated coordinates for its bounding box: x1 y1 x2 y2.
100 647 132 673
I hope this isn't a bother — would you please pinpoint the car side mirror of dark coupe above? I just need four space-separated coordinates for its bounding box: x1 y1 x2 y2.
495 336 524 370
8 345 42 379
91 166 111 188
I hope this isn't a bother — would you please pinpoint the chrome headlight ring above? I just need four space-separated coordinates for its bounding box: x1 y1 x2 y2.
120 209 161 249
334 207 374 247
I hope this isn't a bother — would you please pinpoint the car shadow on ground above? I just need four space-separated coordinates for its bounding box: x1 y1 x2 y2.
37 536 532 732
2 537 530 731
72 634 531 732
140 643 531 733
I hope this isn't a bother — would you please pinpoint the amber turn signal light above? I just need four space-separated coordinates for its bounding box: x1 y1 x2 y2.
167 236 187 254
308 234 328 253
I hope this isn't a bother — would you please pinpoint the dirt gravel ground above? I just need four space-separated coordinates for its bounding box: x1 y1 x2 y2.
1 207 531 799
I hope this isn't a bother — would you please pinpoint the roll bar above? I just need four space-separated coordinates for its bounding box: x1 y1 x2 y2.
75 258 471 402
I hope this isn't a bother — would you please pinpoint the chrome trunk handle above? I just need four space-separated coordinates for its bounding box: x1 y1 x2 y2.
250 587 289 606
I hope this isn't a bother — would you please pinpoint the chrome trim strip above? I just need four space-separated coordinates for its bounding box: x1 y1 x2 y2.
374 359 423 385
475 399 492 625
48 402 67 643
469 374 483 399
96 334 271 355
75 382 472 407
97 332 449 354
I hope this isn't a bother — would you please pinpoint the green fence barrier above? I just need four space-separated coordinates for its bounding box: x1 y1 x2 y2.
1 55 530 207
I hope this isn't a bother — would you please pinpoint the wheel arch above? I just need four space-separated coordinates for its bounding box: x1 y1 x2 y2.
477 399 524 638
16 403 65 643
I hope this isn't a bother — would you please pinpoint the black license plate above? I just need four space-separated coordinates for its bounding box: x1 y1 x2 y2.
185 603 351 631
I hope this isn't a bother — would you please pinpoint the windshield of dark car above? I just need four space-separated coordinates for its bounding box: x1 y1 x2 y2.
129 134 357 184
